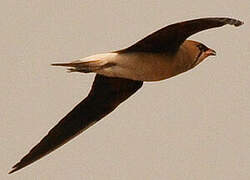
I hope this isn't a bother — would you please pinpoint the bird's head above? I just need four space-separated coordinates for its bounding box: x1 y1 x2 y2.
183 40 216 68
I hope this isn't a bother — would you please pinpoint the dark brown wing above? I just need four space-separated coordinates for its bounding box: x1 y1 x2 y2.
118 17 243 53
9 75 143 174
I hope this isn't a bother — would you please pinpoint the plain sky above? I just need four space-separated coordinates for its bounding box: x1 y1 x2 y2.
1 1 249 180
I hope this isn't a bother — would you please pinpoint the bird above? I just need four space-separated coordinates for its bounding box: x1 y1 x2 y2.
9 17 243 174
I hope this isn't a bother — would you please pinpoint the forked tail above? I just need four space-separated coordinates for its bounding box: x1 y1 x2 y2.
51 60 115 73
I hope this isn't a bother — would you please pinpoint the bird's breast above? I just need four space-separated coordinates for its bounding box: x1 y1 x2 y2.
96 52 187 82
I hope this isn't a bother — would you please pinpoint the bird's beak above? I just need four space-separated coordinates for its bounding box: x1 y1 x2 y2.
206 48 216 56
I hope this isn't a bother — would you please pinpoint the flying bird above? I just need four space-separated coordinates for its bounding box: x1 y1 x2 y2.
9 17 243 174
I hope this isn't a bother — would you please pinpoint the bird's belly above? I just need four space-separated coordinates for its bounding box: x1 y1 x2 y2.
97 53 176 81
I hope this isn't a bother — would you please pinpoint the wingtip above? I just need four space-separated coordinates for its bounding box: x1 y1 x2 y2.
8 164 20 174
232 19 244 27
211 17 244 27
8 161 28 174
8 169 16 174
224 18 244 27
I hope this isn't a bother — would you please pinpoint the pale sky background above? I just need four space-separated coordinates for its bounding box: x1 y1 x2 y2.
1 1 249 180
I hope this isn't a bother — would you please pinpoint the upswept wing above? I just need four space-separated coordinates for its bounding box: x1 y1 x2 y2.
119 17 243 53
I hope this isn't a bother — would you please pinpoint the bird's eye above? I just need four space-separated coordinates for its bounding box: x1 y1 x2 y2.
197 44 209 51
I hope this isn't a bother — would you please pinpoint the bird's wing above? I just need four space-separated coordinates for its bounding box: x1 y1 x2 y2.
9 75 143 174
118 17 243 53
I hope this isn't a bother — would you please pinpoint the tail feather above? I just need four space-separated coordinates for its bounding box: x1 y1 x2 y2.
51 60 114 73
51 60 85 67
66 68 92 73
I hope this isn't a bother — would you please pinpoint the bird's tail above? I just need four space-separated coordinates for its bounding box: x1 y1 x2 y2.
51 60 108 73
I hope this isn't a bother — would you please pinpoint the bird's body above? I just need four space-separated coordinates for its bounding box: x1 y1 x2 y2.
100 51 177 81
56 40 209 81
68 51 178 81
9 17 243 174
